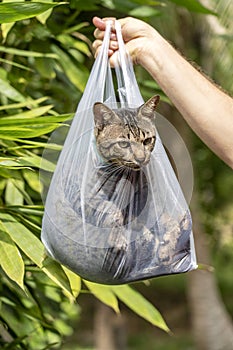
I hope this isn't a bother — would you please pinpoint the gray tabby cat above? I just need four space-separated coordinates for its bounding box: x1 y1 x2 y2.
42 95 193 284
82 95 191 280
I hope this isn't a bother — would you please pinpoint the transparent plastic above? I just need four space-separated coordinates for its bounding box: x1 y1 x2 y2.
41 21 197 284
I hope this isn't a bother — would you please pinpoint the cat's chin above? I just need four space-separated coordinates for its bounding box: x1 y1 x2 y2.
125 159 151 170
106 157 151 170
126 164 141 171
126 161 151 171
109 161 144 171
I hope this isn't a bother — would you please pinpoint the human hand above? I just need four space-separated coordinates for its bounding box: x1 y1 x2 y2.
92 16 158 66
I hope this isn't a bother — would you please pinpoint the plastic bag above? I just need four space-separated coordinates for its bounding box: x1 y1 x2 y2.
41 20 197 284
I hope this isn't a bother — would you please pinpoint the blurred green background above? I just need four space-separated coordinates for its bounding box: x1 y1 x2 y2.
0 0 232 349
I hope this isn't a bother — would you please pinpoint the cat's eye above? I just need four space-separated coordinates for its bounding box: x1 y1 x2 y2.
143 137 154 146
100 141 111 149
118 141 130 148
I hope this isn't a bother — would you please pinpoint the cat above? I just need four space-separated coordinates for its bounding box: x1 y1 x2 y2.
76 94 191 280
42 95 193 284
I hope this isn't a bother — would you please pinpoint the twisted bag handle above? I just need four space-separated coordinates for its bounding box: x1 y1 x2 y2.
114 20 144 106
76 20 144 111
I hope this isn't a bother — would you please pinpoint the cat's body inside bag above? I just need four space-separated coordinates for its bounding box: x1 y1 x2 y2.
41 21 197 284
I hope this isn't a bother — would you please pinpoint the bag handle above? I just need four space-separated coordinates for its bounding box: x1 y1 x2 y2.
114 20 144 106
75 19 144 113
77 20 115 111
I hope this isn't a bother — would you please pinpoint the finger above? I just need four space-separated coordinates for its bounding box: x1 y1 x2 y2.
92 39 103 54
93 39 119 53
93 16 116 32
94 47 114 59
94 46 100 59
109 40 119 51
93 28 105 40
110 33 117 41
92 16 106 31
92 40 115 58
94 28 117 41
94 48 115 59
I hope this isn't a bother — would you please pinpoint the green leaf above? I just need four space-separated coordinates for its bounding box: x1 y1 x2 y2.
0 167 18 179
0 228 25 290
57 34 91 56
0 154 56 171
0 212 44 267
63 22 90 35
63 267 81 299
13 139 63 151
167 0 217 15
84 281 119 313
36 0 54 24
0 304 30 339
112 285 169 332
0 96 49 111
23 169 42 193
37 8 53 24
8 212 42 235
0 58 33 71
52 45 89 92
0 124 61 139
0 2 67 24
42 257 73 299
129 5 160 18
0 157 29 168
7 178 33 205
5 178 24 205
0 45 58 59
0 113 71 125
20 153 56 171
0 213 73 297
0 78 26 102
6 205 44 217
1 22 15 42
0 105 53 120
35 57 56 79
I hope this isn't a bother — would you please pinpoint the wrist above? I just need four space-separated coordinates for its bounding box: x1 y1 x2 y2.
136 31 167 73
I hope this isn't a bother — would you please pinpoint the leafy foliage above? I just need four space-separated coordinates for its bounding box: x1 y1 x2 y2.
0 2 89 349
1 0 231 349
0 2 65 24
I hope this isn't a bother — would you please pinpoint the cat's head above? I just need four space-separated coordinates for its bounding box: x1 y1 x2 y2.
93 95 160 170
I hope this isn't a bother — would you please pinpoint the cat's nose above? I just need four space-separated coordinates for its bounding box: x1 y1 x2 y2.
132 146 147 165
135 155 146 164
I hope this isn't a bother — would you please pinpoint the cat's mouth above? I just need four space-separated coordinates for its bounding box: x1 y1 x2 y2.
126 156 151 169
126 163 141 170
109 159 150 170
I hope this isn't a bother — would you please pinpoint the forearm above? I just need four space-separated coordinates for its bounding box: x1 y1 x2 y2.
139 35 233 168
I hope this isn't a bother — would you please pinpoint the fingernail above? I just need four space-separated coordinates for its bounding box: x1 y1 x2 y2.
111 41 118 49
110 33 117 40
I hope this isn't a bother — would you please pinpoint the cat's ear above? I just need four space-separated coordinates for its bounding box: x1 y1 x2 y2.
139 95 160 118
93 103 121 130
